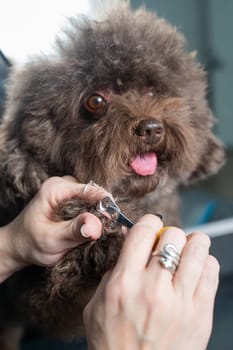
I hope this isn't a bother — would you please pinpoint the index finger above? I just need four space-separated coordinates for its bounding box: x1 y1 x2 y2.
115 214 163 274
39 177 111 209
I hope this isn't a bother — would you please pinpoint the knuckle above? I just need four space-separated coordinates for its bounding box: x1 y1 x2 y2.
135 214 163 231
41 176 62 192
160 226 187 247
207 254 220 270
189 232 211 248
165 226 185 236
204 255 220 280
186 233 211 259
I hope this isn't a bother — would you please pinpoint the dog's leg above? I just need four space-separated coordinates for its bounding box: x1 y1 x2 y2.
0 326 23 350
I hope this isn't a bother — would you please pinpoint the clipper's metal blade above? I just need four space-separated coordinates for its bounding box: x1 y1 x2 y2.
97 197 134 228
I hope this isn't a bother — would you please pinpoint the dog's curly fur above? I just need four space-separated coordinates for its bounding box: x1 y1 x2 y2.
0 2 225 347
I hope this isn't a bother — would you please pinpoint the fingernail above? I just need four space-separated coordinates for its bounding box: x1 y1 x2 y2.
155 213 163 221
80 224 90 238
80 224 98 240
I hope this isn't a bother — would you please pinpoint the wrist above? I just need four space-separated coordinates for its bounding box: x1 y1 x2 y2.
0 223 27 283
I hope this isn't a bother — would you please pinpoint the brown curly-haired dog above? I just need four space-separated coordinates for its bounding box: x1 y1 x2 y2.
0 2 225 348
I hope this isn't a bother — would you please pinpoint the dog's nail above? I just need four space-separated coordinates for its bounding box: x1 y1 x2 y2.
155 213 163 221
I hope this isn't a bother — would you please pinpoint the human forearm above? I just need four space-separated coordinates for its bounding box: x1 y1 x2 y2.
0 223 26 283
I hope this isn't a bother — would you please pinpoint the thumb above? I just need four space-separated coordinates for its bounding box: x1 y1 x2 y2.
70 212 103 242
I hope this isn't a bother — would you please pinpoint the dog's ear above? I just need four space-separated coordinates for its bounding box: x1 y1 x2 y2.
186 133 225 184
0 65 55 206
0 57 75 207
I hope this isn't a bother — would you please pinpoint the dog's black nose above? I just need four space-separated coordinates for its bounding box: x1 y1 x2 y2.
135 119 164 140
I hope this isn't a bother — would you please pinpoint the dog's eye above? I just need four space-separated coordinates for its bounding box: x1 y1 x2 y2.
83 94 106 113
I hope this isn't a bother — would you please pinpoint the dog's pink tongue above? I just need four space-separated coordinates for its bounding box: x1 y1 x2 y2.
130 153 157 176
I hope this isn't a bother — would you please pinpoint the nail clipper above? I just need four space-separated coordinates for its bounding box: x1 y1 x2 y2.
96 197 134 228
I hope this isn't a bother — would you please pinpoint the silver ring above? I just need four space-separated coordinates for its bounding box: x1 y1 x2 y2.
82 180 101 193
152 243 180 273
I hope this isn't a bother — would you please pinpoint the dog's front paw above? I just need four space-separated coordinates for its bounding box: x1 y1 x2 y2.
51 196 125 280
54 196 126 235
53 197 96 220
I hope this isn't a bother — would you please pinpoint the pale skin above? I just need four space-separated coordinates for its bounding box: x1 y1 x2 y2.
0 176 219 350
83 216 220 350
0 176 110 282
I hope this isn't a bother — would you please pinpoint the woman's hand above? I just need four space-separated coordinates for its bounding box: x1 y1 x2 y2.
83 215 219 350
0 176 109 282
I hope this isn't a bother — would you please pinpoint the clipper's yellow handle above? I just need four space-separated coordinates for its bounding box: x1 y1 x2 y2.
153 226 171 249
